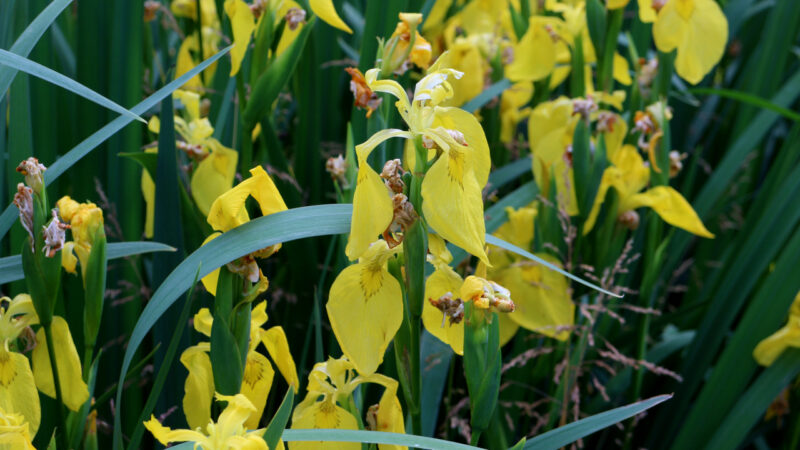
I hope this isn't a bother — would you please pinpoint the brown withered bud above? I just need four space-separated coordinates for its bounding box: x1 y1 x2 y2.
285 7 307 30
345 67 382 118
365 404 379 431
618 210 640 231
144 1 161 22
391 193 417 230
325 155 348 186
13 184 35 250
249 0 269 19
226 256 260 283
651 0 667 12
380 159 405 194
596 111 617 133
200 98 211 118
177 141 206 160
42 209 70 257
669 151 686 178
429 292 465 326
17 157 46 194
572 97 598 121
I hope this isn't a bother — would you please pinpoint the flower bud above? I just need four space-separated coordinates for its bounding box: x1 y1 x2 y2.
16 157 46 195
460 276 516 313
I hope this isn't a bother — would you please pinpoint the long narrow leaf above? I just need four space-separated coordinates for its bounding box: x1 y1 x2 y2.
523 395 672 449
0 241 174 284
463 78 511 113
0 49 144 123
689 87 800 122
0 45 232 241
281 429 480 449
0 0 72 100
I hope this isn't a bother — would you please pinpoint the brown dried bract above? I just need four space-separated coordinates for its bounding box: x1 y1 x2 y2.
345 67 382 118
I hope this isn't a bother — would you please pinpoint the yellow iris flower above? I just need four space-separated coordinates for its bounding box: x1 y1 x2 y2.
181 301 298 430
421 235 466 355
346 65 491 263
485 205 575 342
0 406 35 450
753 292 800 366
528 97 580 216
506 16 559 83
1 294 89 418
142 91 238 238
291 356 404 450
500 82 533 144
201 165 287 295
145 393 278 449
327 240 403 375
176 26 221 89
639 0 728 84
584 144 714 238
56 196 103 279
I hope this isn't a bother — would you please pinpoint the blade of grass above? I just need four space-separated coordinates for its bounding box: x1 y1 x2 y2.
263 387 295 449
0 49 145 122
0 0 71 100
0 45 232 241
0 241 174 284
689 87 800 122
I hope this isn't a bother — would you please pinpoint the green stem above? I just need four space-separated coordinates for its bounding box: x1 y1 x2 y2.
195 0 205 85
598 9 623 92
44 322 69 450
470 431 482 446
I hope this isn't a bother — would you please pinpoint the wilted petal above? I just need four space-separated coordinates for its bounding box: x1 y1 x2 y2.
421 265 465 355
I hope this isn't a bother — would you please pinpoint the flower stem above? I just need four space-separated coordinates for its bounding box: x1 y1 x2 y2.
44 322 69 450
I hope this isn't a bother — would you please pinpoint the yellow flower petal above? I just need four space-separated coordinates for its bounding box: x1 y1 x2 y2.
345 129 410 260
207 166 287 232
432 106 491 187
613 53 632 85
495 254 574 340
32 317 89 411
422 144 489 264
290 400 359 449
505 17 557 82
0 407 36 450
0 350 40 435
494 205 537 250
637 0 657 22
422 265 465 355
627 186 715 238
607 0 630 9
241 351 275 430
753 325 800 367
191 139 238 216
224 0 257 76
61 241 78 274
179 344 214 430
436 41 484 107
261 326 299 390
144 415 207 447
308 0 353 33
141 148 158 238
327 241 403 375
375 393 405 450
200 232 223 295
275 1 304 57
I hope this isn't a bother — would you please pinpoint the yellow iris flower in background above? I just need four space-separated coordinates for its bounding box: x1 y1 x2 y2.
201 165 287 294
346 64 491 263
0 406 36 450
56 196 103 279
145 393 277 450
584 144 714 238
142 90 238 237
291 356 404 450
479 205 575 344
753 292 800 366
639 0 728 84
180 301 298 430
327 240 403 375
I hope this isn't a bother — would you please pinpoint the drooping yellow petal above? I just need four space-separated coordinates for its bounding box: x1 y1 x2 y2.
144 415 208 448
191 139 238 216
207 166 287 232
308 0 353 33
345 129 410 260
422 265 465 355
61 241 78 274
432 106 491 187
261 326 299 390
601 113 627 161
290 400 359 450
241 351 275 430
627 186 714 238
200 232 222 295
505 17 557 82
0 350 40 435
495 255 574 341
224 0 257 76
275 1 305 56
32 316 90 411
583 168 617 235
421 144 489 264
375 393 405 450
179 344 214 431
327 241 403 375
613 53 632 85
